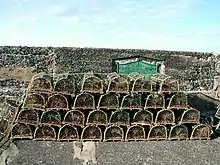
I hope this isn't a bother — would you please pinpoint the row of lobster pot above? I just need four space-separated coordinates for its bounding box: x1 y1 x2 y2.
22 91 189 111
10 123 211 141
15 108 200 128
27 73 180 95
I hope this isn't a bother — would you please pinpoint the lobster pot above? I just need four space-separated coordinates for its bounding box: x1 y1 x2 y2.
73 93 95 109
160 77 179 93
128 73 152 93
190 124 211 140
0 101 18 123
121 94 142 110
54 77 75 96
97 93 119 109
46 94 69 110
106 73 129 94
155 109 175 125
109 110 130 126
86 110 107 126
81 126 102 141
58 125 79 141
34 126 56 140
168 92 188 109
168 125 188 140
151 74 170 92
144 93 165 109
63 110 84 127
104 125 124 142
11 123 33 139
16 109 39 125
0 119 9 136
148 125 167 141
23 93 45 109
81 74 103 93
28 74 52 92
180 109 200 124
125 125 145 141
40 110 62 126
132 110 153 126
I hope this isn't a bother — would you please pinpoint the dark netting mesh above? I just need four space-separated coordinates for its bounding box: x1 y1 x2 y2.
109 110 130 126
144 93 165 109
29 77 52 92
125 125 145 141
81 125 102 141
98 93 119 109
46 94 68 109
106 73 129 93
190 124 210 140
160 78 179 92
58 125 79 141
155 109 175 125
40 110 61 126
16 109 39 125
23 93 45 109
104 125 124 141
148 125 167 140
132 110 153 125
168 92 188 109
121 94 141 109
0 119 9 135
54 78 75 95
73 93 95 109
169 125 188 140
81 75 103 93
11 123 33 139
87 110 107 126
63 110 84 126
34 125 56 140
180 109 200 124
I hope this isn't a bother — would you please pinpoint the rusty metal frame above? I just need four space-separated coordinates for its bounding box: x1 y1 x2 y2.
155 109 175 125
58 125 79 141
63 110 84 127
109 110 130 126
180 108 200 124
168 92 188 110
11 123 33 140
81 125 102 141
144 93 165 109
125 125 145 141
168 124 188 140
97 93 119 109
46 94 69 110
190 124 211 140
86 110 108 126
16 109 39 126
22 93 46 110
132 109 153 126
147 125 168 141
34 125 56 141
120 94 142 110
54 78 75 96
104 125 124 142
73 93 95 110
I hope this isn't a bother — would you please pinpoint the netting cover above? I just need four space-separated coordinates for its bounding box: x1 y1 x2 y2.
46 94 68 109
0 101 18 122
81 74 103 93
0 119 9 135
128 73 152 93
109 110 130 126
125 125 145 141
148 125 167 140
23 93 45 109
168 125 188 140
144 93 165 109
73 93 95 109
132 110 153 125
81 125 102 141
190 124 210 140
11 123 33 139
106 73 129 93
29 76 52 92
16 109 39 125
86 110 107 126
180 109 200 124
34 125 56 140
54 78 75 95
155 109 175 125
168 92 188 109
121 94 141 110
63 110 84 127
58 125 79 141
97 93 119 109
160 77 179 93
104 125 124 141
40 110 61 126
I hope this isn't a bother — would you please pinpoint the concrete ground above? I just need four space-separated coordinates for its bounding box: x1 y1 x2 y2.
1 139 220 165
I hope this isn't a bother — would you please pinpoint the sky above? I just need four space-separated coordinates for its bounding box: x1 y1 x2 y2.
0 0 220 52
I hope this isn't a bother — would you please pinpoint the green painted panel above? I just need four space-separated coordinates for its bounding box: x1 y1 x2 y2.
118 61 157 77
